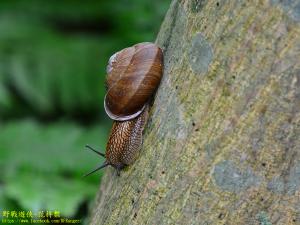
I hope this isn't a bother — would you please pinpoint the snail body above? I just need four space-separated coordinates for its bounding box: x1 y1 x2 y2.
85 42 163 176
105 106 148 170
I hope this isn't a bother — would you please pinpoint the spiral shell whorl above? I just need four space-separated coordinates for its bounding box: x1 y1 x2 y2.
104 42 163 121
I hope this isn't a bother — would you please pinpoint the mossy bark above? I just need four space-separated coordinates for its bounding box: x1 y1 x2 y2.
89 0 300 224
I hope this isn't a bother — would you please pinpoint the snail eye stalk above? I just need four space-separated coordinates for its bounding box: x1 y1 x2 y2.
83 162 110 177
85 144 106 158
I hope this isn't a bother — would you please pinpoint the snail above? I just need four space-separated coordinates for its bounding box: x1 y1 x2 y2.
84 42 163 176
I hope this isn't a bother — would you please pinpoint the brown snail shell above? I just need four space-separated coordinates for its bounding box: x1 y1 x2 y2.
84 43 163 177
104 42 163 121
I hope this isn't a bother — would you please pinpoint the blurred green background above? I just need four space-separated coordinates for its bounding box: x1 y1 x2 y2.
0 0 170 223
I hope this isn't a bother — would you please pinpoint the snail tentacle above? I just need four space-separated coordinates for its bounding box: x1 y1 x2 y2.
83 161 110 177
85 144 106 158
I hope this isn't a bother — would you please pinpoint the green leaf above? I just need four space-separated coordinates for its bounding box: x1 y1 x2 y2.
0 120 110 216
5 171 97 217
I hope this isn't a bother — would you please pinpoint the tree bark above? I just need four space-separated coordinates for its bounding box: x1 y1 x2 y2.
89 0 300 224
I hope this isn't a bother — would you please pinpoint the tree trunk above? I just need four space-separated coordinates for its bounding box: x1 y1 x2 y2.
89 0 300 224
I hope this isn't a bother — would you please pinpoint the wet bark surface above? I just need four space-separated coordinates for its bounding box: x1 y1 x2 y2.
90 0 300 224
